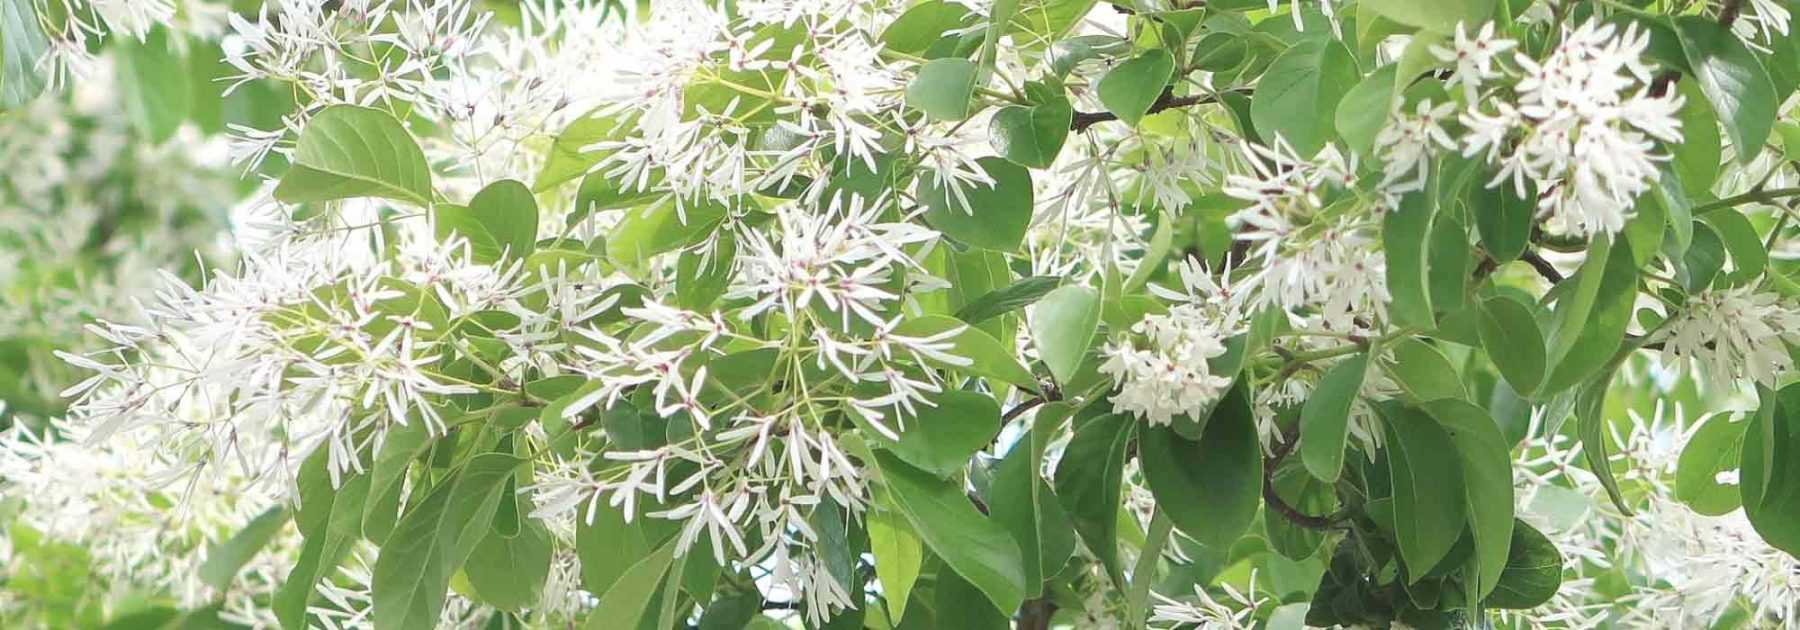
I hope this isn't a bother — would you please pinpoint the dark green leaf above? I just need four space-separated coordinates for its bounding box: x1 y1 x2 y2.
892 315 1039 393
1421 399 1515 599
1142 383 1262 547
199 506 291 591
1054 411 1133 583
1486 520 1562 609
860 390 999 478
1362 0 1495 32
872 451 1027 615
1543 235 1636 394
437 179 539 264
1379 403 1468 579
1477 297 1547 398
1336 65 1398 157
868 503 924 621
1676 16 1778 164
372 453 521 630
1742 384 1800 557
955 276 1061 324
581 540 678 630
364 422 435 545
989 403 1078 596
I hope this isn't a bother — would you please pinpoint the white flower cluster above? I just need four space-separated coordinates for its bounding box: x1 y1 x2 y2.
1224 138 1389 328
1436 19 1685 236
1101 260 1249 426
1654 285 1800 386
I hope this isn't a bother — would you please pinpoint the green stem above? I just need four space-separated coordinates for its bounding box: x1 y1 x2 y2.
1125 509 1173 630
1692 187 1800 213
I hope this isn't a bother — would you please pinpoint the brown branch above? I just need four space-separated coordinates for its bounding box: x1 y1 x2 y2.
1003 397 1046 422
1070 89 1245 132
1018 598 1058 630
1720 0 1746 27
1648 69 1682 98
1520 250 1566 284
1260 425 1344 531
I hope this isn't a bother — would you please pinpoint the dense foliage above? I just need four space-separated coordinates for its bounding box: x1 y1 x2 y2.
3 0 1800 628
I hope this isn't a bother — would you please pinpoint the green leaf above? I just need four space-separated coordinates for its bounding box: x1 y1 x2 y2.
675 231 737 310
892 315 1039 392
1420 400 1515 600
372 453 522 630
465 519 552 611
581 540 678 630
198 506 291 591
1543 235 1636 394
117 28 192 144
860 390 1000 478
1250 37 1359 156
882 1 974 55
868 504 924 622
436 179 539 264
273 105 434 206
1471 180 1534 264
1672 81 1723 193
535 110 624 191
1575 364 1632 514
990 99 1073 168
1362 0 1495 33
1742 384 1800 557
1300 351 1370 482
1700 209 1766 284
907 58 980 121
576 498 669 597
1141 383 1262 548
1097 49 1174 127
935 568 1010 630
955 275 1061 324
364 422 434 545
1384 193 1436 328
1486 520 1562 609
1675 16 1778 164
1053 411 1133 583
1676 412 1746 516
989 403 1077 596
1379 403 1468 579
1030 285 1101 386
920 157 1035 252
274 449 359 630
1336 65 1398 157
871 451 1027 615
605 198 728 270
1385 338 1468 402
0 0 49 107
1680 220 1727 292
1476 297 1547 398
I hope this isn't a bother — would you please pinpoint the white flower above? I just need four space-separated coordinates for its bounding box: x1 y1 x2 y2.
1375 99 1457 194
1100 262 1249 426
1654 286 1800 385
1430 22 1518 101
1459 18 1684 237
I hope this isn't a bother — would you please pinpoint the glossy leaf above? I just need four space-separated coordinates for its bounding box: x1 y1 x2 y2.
1486 520 1563 609
437 179 539 264
1676 16 1777 164
907 58 979 121
1421 399 1515 599
1380 403 1468 579
861 390 1000 478
990 99 1073 168
1054 411 1133 583
1675 412 1746 516
1142 383 1262 548
872 451 1027 615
